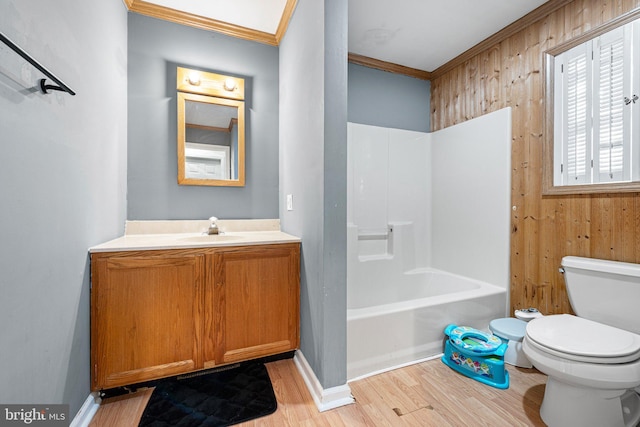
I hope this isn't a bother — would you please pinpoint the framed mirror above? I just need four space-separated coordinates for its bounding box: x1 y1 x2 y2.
176 67 245 187
543 8 640 195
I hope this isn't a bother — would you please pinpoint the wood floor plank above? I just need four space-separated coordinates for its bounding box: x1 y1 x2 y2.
400 406 454 427
89 388 153 427
334 402 377 426
349 381 404 426
366 373 423 414
90 357 547 426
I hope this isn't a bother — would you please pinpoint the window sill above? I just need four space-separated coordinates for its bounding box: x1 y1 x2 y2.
542 181 640 196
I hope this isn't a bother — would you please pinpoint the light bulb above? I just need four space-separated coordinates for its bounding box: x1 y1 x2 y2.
187 72 201 86
224 78 237 91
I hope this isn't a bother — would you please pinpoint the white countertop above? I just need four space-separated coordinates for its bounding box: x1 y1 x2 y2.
89 219 300 253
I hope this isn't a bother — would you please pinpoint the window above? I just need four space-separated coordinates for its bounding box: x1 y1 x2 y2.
552 20 640 187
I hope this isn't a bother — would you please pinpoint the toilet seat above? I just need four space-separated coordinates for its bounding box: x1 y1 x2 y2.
444 325 503 355
526 314 640 364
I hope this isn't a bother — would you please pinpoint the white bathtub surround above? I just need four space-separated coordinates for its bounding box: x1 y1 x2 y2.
293 351 355 412
347 124 430 266
347 222 421 304
347 108 512 380
347 269 506 379
430 108 512 294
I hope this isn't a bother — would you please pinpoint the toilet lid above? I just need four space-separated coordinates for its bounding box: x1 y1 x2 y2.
526 314 640 363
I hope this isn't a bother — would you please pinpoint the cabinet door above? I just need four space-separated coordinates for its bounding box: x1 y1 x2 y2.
91 253 204 390
204 244 300 366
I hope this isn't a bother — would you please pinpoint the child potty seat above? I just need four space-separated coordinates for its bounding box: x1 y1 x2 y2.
441 324 509 389
445 325 504 355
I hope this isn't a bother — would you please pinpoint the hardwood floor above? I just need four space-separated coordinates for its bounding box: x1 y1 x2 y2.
90 357 548 426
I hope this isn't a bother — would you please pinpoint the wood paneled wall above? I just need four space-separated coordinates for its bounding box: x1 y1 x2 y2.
430 0 640 315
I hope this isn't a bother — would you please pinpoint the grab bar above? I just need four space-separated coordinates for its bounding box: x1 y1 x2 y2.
357 225 393 240
358 232 388 241
0 32 75 96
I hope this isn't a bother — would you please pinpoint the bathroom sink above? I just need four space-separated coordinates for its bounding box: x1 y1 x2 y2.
178 234 242 243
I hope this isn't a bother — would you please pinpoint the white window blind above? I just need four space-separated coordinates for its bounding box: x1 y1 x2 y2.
593 26 630 183
560 43 591 185
554 22 636 186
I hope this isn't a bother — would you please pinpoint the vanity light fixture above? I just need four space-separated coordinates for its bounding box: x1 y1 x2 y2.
177 67 244 101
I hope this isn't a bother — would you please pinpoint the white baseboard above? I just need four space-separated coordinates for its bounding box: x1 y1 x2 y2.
293 351 355 412
69 353 353 423
347 353 443 383
70 392 101 427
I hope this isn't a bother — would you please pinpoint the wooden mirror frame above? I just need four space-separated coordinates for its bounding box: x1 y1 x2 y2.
176 67 246 187
543 7 640 195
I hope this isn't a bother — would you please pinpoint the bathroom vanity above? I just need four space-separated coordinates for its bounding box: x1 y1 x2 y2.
89 220 300 391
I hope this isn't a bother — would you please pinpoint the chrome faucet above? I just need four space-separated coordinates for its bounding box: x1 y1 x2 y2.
207 216 220 235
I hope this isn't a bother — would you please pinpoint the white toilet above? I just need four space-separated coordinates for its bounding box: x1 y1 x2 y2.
523 256 640 427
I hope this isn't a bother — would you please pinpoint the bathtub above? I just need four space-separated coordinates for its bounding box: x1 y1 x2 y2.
347 268 507 380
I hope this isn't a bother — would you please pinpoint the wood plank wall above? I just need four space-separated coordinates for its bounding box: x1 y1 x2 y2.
430 0 640 315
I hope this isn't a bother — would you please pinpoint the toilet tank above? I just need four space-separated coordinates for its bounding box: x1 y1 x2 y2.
562 256 640 335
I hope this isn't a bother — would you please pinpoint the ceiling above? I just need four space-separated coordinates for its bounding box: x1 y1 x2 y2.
136 0 289 34
135 0 551 73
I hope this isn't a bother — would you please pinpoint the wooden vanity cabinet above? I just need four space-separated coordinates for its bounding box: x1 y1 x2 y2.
204 244 300 366
90 252 204 390
91 243 300 391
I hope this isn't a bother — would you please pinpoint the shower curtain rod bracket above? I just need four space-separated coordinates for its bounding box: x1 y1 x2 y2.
0 32 76 96
40 79 67 94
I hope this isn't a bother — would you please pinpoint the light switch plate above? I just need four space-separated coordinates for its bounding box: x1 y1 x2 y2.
286 194 293 211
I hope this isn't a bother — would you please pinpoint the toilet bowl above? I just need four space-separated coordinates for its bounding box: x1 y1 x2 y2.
523 315 640 426
522 256 640 427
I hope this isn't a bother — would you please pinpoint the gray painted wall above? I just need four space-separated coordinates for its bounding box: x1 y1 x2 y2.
0 0 127 416
280 0 348 388
0 2 427 418
127 14 279 220
348 63 431 132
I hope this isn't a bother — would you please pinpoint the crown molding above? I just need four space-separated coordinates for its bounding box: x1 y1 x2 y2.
348 53 431 80
124 0 300 46
123 0 567 82
275 0 298 44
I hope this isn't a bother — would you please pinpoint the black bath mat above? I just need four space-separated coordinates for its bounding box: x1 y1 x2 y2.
138 362 277 426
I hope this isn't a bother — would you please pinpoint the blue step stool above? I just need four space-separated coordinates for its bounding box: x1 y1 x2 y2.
441 324 509 389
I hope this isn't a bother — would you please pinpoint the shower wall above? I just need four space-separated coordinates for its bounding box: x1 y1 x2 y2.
347 123 431 267
347 107 511 295
430 107 512 292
